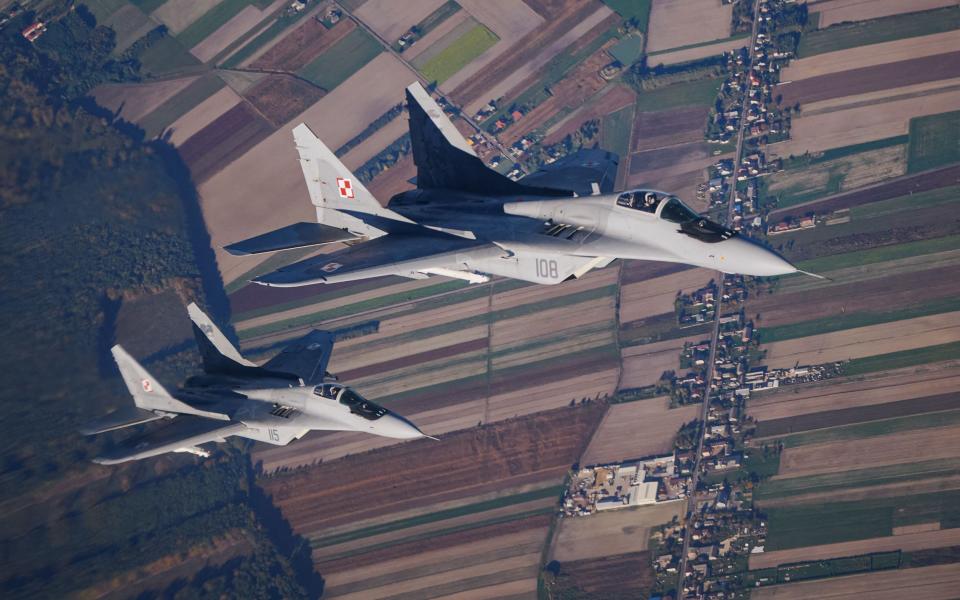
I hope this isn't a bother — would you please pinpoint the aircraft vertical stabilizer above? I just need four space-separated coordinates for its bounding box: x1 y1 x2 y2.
292 123 411 236
187 302 257 373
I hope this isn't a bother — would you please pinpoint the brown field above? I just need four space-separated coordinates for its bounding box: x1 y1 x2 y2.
621 261 690 285
259 404 604 534
251 17 356 72
453 1 608 113
620 334 705 389
550 551 654 599
341 116 407 170
645 0 734 53
757 473 960 508
243 74 325 126
776 424 960 479
150 0 220 34
632 107 710 152
783 30 960 80
198 52 419 285
749 365 960 421
750 266 960 329
650 36 749 66
179 101 275 183
190 4 271 62
755 393 960 439
762 311 960 370
750 528 960 570
355 0 446 43
778 54 960 108
552 500 684 562
547 85 635 145
486 368 619 423
581 397 700 466
773 78 960 157
750 563 960 600
771 164 960 219
620 267 713 324
491 296 614 347
92 76 199 124
811 0 959 28
323 536 543 597
167 85 242 146
629 141 727 179
316 513 551 574
368 153 418 200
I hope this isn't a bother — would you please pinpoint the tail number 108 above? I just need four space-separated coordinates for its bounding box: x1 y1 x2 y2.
536 259 559 279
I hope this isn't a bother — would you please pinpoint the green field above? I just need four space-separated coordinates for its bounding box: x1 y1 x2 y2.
176 0 255 50
609 34 644 66
765 490 960 550
647 33 751 58
85 0 129 22
138 73 225 137
602 0 652 29
797 6 960 57
907 110 960 173
137 35 201 76
419 24 498 84
298 28 382 90
843 341 960 376
634 77 723 112
851 185 960 220
128 0 167 13
600 102 635 181
757 296 957 344
780 135 908 171
311 486 562 547
796 234 960 273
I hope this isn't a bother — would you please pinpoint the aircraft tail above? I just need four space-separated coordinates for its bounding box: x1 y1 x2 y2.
112 345 227 419
405 83 564 196
187 303 257 373
292 123 411 236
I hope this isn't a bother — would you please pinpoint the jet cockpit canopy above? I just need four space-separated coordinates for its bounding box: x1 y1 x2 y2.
616 189 736 243
313 384 387 420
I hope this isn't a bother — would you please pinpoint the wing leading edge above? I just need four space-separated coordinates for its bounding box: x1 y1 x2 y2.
93 417 247 464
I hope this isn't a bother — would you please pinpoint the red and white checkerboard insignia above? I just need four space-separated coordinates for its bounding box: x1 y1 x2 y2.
141 379 153 393
336 177 355 199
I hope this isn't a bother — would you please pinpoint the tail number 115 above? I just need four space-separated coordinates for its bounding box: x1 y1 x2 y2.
536 259 559 279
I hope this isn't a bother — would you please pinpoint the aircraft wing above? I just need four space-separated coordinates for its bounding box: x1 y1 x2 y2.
262 330 335 385
253 230 489 286
93 416 247 465
520 148 619 196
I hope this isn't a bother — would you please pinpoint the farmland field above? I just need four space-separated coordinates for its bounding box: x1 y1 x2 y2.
634 77 723 112
797 5 960 57
298 28 382 91
419 24 498 84
908 110 960 173
580 397 700 466
645 0 733 53
751 563 960 600
810 0 959 28
137 73 226 138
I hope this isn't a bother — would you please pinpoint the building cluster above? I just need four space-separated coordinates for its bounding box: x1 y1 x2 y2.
740 362 843 394
678 282 718 326
560 455 689 517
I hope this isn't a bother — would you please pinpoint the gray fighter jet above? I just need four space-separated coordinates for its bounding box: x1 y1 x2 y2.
226 82 796 287
83 304 426 464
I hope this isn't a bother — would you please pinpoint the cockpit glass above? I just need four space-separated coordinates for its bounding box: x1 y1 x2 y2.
313 384 341 399
338 388 388 421
660 197 700 223
616 190 662 214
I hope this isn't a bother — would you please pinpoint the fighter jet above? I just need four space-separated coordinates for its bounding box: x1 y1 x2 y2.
226 82 796 287
83 304 426 464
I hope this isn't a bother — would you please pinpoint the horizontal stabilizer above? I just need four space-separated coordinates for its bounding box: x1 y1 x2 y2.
224 222 360 256
80 405 165 435
93 417 247 465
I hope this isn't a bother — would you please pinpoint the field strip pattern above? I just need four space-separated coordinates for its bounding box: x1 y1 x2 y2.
751 563 960 600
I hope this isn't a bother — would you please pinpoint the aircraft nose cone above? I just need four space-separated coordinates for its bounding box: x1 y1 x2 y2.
722 237 796 277
378 413 425 439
